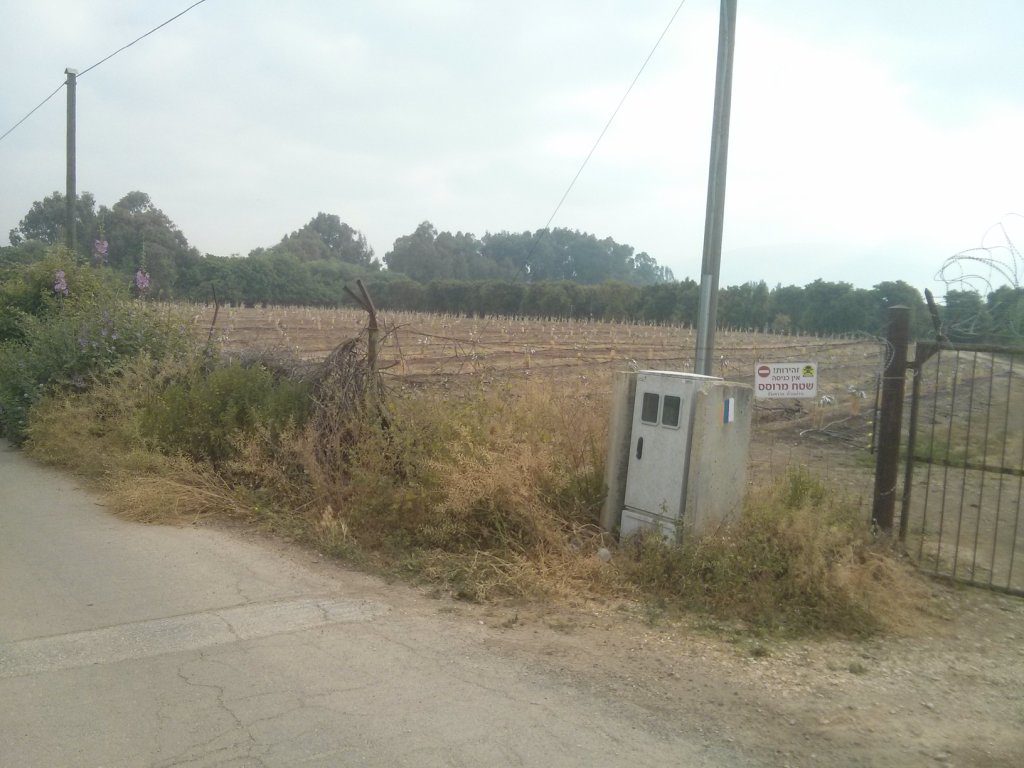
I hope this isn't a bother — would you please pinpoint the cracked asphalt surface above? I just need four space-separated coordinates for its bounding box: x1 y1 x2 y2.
0 442 752 767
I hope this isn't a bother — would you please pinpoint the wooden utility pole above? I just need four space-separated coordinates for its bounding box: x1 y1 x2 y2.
695 0 737 376
65 67 78 254
872 305 910 532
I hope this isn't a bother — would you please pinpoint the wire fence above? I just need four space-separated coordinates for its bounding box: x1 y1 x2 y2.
191 305 887 484
191 304 886 386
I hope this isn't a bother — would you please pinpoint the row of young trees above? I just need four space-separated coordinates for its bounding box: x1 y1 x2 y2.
368 278 1024 342
361 277 936 337
4 190 1020 341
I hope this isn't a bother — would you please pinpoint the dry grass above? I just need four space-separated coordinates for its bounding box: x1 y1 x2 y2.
106 467 252 524
20 309 934 637
619 466 933 636
250 376 620 601
26 356 171 479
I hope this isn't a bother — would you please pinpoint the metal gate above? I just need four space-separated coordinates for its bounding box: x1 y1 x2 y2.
901 341 1024 595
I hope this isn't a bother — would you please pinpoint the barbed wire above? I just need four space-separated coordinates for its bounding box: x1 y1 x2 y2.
935 213 1024 340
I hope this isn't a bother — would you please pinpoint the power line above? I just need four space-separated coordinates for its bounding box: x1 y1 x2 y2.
511 0 689 281
0 81 66 144
0 0 209 146
539 0 689 235
78 0 209 78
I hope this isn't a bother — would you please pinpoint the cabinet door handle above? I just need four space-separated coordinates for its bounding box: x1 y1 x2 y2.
636 436 644 460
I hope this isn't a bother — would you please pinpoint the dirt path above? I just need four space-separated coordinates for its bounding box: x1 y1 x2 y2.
207 521 1024 768
466 587 1024 768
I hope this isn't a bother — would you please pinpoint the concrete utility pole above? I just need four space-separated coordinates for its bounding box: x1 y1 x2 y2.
65 67 78 254
694 0 737 376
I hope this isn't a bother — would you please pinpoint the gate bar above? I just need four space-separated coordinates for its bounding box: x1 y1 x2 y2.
970 351 999 580
988 355 1016 586
899 358 923 541
951 352 981 578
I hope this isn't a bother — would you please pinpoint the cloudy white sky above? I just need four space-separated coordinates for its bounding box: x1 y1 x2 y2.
2 0 1022 292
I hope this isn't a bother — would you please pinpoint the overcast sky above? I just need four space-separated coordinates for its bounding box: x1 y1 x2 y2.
2 0 1022 292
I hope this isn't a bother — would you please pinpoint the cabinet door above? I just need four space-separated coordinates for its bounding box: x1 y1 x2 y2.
623 376 692 519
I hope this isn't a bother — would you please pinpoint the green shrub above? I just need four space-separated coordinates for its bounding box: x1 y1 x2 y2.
0 250 109 343
140 361 311 464
0 254 189 443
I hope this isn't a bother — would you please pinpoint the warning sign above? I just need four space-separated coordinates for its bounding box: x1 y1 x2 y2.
754 362 818 399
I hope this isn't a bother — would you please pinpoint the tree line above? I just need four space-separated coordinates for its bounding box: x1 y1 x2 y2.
4 191 671 298
5 189 1022 341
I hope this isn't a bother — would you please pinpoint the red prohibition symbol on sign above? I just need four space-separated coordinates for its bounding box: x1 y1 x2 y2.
757 365 771 378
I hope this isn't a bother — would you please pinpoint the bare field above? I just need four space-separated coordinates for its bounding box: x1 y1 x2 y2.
187 303 884 388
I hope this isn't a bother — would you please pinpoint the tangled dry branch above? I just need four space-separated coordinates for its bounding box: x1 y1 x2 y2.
308 336 387 473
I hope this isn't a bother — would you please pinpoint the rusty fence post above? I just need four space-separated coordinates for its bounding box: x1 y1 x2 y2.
205 284 220 348
872 305 911 533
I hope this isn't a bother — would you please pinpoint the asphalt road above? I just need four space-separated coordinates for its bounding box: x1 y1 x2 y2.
0 442 752 767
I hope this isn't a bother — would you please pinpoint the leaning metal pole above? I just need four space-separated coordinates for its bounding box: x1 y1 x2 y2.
694 0 737 376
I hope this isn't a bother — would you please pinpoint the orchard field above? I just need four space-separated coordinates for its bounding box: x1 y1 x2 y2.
187 304 883 384
187 304 886 500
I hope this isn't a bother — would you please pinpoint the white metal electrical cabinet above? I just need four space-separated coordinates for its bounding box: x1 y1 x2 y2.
620 370 752 540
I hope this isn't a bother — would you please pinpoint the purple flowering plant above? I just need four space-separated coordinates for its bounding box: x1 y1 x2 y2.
53 270 69 297
92 238 109 267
